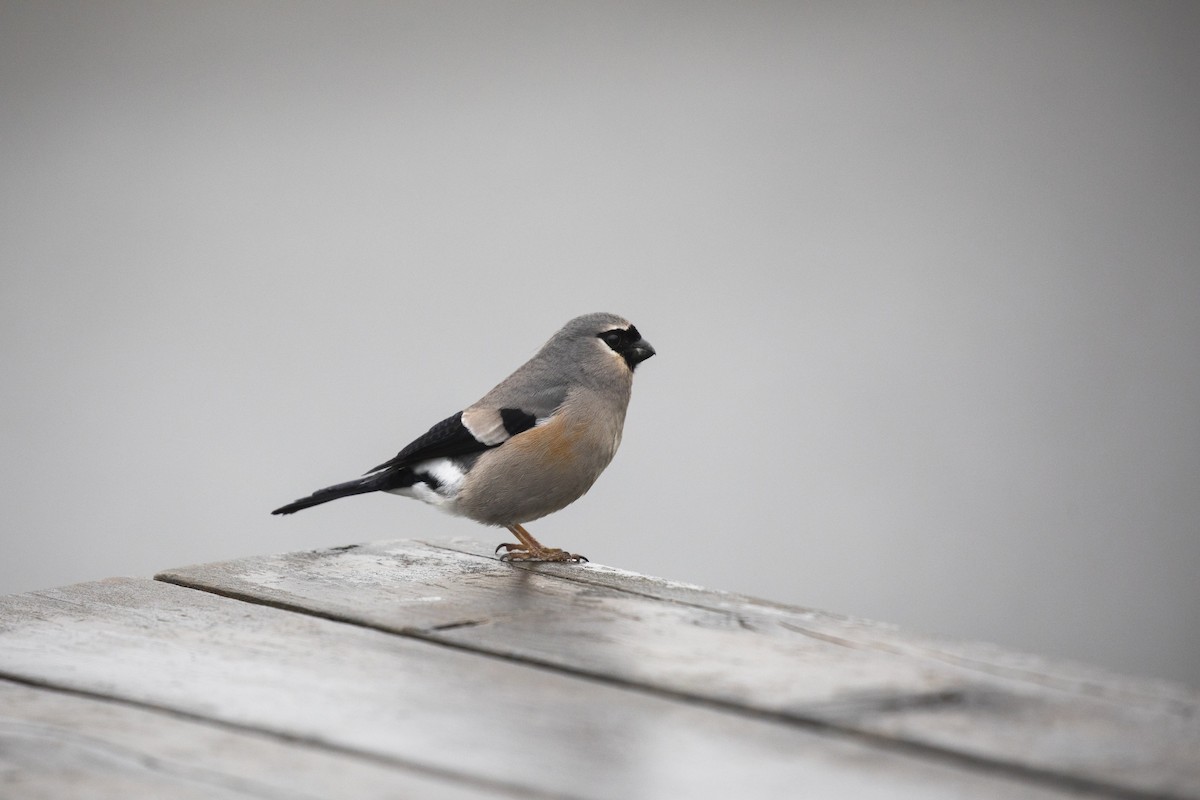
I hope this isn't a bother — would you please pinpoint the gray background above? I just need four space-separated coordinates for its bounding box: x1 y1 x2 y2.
2 1 1197 686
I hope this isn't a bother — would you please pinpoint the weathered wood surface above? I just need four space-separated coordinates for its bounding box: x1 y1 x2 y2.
0 578 1096 800
0 680 501 800
156 538 1200 799
0 539 1195 799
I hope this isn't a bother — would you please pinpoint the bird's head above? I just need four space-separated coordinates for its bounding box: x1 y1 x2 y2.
559 312 656 373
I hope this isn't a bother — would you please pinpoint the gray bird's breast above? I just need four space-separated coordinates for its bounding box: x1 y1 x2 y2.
454 407 625 526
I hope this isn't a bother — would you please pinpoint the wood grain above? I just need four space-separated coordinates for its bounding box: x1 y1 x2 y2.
0 577 1105 800
155 538 1200 799
0 679 504 800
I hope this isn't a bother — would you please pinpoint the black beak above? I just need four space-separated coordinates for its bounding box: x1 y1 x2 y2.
625 338 656 369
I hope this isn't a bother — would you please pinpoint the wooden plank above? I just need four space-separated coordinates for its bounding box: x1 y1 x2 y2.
435 540 1192 708
0 679 506 800
0 578 1105 800
156 538 1200 800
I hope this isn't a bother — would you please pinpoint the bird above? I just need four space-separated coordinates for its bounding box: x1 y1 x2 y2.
271 312 655 562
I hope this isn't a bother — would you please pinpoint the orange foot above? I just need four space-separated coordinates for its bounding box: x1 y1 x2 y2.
495 523 588 563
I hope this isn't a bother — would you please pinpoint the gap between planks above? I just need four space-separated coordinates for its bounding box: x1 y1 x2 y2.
422 540 1191 712
0 672 576 800
152 545 1189 800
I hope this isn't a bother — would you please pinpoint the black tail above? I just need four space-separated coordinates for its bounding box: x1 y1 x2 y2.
271 476 382 515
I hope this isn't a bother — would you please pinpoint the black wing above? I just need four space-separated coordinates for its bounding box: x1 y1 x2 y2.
366 409 536 475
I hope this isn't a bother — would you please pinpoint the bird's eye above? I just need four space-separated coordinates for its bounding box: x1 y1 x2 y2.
600 330 624 350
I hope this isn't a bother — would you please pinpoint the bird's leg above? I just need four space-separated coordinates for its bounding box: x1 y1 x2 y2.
496 523 588 563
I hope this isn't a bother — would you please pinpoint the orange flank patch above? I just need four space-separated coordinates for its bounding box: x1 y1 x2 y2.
507 415 583 466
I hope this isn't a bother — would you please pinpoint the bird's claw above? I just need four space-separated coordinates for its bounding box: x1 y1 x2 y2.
495 543 588 563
